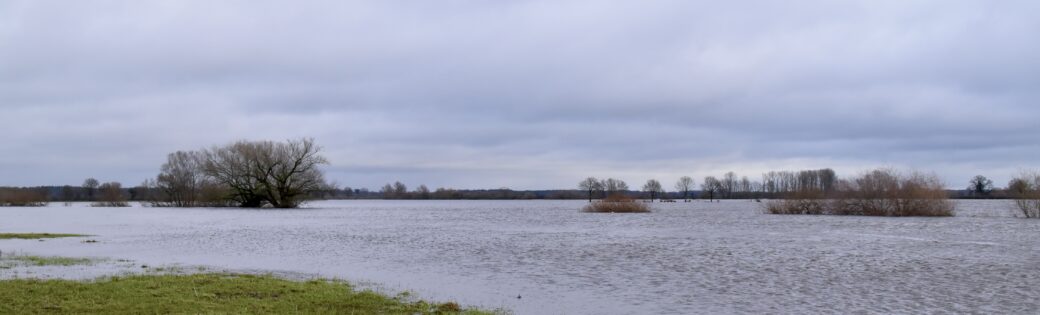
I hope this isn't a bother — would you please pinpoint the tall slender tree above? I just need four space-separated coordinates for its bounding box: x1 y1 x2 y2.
675 176 694 202
701 176 722 201
642 179 663 202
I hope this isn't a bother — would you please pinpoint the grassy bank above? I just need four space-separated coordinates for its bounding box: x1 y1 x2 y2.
0 273 494 314
0 233 88 240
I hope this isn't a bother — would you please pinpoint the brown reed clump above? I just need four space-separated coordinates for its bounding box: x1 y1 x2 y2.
583 194 650 213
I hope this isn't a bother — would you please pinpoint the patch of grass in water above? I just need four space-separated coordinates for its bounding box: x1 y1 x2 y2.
0 273 496 314
6 255 96 267
0 233 89 240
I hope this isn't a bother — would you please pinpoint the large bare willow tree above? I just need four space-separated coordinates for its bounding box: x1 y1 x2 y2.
155 138 329 208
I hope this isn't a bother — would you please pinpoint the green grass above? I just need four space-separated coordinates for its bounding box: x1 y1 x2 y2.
4 255 95 267
0 273 496 314
0 233 88 240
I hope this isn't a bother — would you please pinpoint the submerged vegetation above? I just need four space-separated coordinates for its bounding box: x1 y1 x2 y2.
1 255 95 267
0 233 88 240
0 273 492 315
764 168 953 217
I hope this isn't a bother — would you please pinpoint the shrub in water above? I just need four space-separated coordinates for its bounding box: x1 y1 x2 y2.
583 195 650 213
1008 172 1040 218
765 168 953 217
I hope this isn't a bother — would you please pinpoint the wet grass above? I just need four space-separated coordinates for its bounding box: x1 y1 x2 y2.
0 273 495 314
3 255 96 267
0 233 89 240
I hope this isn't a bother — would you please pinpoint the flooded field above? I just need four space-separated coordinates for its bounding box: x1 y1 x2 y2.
1 200 1038 314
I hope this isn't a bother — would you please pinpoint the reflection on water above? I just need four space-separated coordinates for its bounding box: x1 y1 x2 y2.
1 200 1037 314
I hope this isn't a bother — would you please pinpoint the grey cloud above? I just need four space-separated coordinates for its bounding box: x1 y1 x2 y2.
1 0 1039 189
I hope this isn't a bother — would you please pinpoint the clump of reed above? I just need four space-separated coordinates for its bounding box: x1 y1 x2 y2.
582 194 650 213
765 168 953 217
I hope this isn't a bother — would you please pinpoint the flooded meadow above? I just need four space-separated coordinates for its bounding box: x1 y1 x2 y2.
2 200 1037 314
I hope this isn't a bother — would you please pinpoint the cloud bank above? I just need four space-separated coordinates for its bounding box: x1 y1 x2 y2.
2 0 1038 189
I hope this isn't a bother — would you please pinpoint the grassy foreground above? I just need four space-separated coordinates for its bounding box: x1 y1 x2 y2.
0 273 494 314
0 233 88 240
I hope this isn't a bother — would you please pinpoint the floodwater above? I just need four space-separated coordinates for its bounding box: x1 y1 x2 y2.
1 200 1038 314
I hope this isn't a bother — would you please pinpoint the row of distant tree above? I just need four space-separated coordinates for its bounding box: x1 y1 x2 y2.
3 152 1038 211
575 170 1040 202
0 172 1033 206
320 184 584 200
0 178 130 207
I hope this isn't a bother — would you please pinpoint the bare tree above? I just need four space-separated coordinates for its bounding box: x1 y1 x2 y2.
380 183 395 199
675 176 694 202
967 175 994 197
578 177 602 202
1008 172 1040 218
722 172 739 199
156 151 207 207
393 181 408 199
642 179 663 202
93 181 129 207
415 185 431 199
701 176 722 201
199 138 329 208
202 143 267 207
264 138 329 207
601 178 628 197
739 176 751 198
82 178 99 201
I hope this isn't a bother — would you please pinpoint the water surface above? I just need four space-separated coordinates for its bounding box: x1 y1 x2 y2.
1 200 1037 314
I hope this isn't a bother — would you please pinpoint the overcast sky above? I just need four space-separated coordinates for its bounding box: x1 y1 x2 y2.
1 1 1038 190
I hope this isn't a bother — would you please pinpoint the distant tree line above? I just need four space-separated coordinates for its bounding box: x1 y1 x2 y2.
0 187 49 207
364 181 551 200
4 158 1039 216
0 177 129 207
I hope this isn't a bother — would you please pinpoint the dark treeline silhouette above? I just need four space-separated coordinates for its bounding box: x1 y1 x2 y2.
0 178 134 207
0 187 49 207
4 163 1038 212
338 181 585 200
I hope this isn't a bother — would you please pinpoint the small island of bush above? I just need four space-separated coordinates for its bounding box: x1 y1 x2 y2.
582 195 650 213
764 168 954 217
